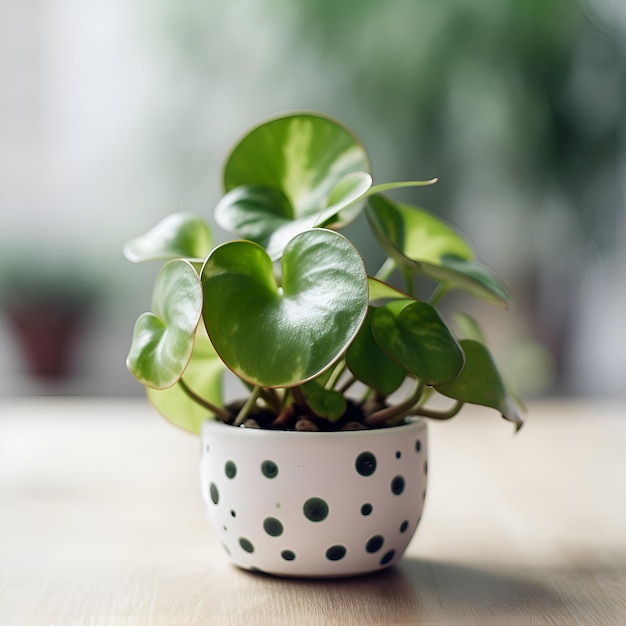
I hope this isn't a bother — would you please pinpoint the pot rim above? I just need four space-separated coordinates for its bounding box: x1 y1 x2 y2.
202 416 426 441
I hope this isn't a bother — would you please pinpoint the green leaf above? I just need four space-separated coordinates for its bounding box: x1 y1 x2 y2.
372 300 464 386
126 260 203 389
201 228 368 388
213 185 297 258
367 276 410 303
366 194 511 307
123 213 212 263
146 324 225 434
435 339 523 430
346 308 405 396
224 112 370 216
220 114 371 257
307 389 347 422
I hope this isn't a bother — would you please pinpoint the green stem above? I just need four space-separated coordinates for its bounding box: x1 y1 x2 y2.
364 381 425 427
325 360 347 390
233 386 263 426
178 378 231 422
429 283 450 307
401 267 414 297
260 387 282 414
374 257 396 282
415 401 464 421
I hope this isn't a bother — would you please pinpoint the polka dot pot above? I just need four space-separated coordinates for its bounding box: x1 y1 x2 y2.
200 418 428 577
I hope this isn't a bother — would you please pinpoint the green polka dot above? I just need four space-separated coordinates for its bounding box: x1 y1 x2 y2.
400 520 409 533
230 510 236 517
261 460 278 478
326 545 347 561
281 550 296 561
391 475 405 495
303 497 329 522
263 517 284 537
239 538 254 553
424 460 428 474
360 503 373 516
366 535 384 553
222 543 231 555
209 483 219 505
395 450 402 459
380 550 395 565
355 451 377 476
415 439 422 453
225 461 237 479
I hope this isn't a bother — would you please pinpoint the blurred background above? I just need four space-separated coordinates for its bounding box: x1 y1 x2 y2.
0 0 623 399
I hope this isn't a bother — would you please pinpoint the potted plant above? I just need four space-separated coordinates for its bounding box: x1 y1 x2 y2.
123 112 523 578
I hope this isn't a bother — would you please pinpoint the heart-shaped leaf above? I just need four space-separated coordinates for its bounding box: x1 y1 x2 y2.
126 260 203 389
366 194 511 307
224 113 370 215
435 339 523 430
123 213 213 263
201 228 368 388
307 389 347 422
346 308 406 396
372 300 464 386
147 324 225 434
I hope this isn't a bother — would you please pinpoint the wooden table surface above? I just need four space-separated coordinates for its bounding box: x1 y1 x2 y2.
1 397 625 624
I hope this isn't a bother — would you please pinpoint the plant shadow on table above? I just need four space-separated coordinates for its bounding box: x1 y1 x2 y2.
239 557 593 620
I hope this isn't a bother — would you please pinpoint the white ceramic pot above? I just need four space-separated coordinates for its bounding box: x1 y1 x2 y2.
200 418 428 578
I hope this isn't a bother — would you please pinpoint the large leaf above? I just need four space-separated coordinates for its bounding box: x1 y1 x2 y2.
147 325 225 434
346 308 405 396
372 300 464 386
223 113 370 214
435 339 523 430
218 114 370 257
123 213 212 263
126 260 203 389
366 194 511 307
201 228 368 388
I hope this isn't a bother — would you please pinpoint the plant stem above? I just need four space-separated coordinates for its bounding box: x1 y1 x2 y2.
260 387 282 414
364 381 425 427
178 378 232 422
374 257 396 282
233 386 262 426
429 283 450 307
325 360 347 390
401 267 414 297
415 401 464 421
292 385 312 417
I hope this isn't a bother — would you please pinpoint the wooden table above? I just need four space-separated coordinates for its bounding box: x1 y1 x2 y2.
1 397 625 624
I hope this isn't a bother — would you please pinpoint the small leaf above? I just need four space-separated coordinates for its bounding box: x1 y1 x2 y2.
201 229 368 388
372 300 464 386
123 213 212 263
435 339 523 430
126 260 203 389
366 194 511 307
147 325 225 434
367 276 410 303
346 308 405 396
214 185 294 250
308 389 347 422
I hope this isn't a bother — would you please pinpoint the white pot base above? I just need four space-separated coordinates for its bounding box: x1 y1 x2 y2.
200 418 428 578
